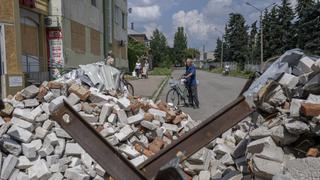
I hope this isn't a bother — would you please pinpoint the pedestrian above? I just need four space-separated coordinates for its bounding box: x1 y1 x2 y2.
135 60 142 78
184 58 199 109
106 51 115 66
142 60 149 78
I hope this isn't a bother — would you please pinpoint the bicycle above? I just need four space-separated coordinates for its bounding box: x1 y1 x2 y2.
119 71 134 96
166 77 189 107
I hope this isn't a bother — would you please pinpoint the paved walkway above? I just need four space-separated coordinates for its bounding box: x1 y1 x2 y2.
160 69 247 122
130 76 166 98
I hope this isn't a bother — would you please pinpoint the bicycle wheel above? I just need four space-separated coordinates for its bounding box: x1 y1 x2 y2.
166 89 180 107
126 82 134 96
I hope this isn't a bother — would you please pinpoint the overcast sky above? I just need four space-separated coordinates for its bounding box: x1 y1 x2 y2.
128 0 297 52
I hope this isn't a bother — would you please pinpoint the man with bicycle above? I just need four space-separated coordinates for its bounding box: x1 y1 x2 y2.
184 59 199 109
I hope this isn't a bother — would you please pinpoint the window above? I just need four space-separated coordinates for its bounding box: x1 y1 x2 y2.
91 0 96 7
90 28 101 56
122 12 126 29
71 21 85 54
115 6 121 24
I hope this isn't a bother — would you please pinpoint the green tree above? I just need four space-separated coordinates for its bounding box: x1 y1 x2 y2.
248 21 259 64
225 13 249 70
298 1 320 54
173 27 188 65
185 48 200 59
150 29 171 67
214 38 223 63
278 0 295 52
296 0 316 49
128 37 147 72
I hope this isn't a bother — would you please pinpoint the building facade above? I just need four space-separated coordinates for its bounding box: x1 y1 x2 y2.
0 0 49 97
0 0 128 97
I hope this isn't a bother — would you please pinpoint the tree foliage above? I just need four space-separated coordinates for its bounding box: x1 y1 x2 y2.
224 13 249 70
173 27 188 65
150 29 171 67
185 48 200 59
214 0 320 69
128 37 147 72
214 38 223 62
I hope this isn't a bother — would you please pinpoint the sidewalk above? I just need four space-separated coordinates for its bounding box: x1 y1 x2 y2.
129 76 166 98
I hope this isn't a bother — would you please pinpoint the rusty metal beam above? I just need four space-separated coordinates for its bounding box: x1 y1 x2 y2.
138 96 253 179
51 100 146 180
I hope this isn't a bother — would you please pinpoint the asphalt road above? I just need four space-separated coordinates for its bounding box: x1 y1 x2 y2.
160 69 247 122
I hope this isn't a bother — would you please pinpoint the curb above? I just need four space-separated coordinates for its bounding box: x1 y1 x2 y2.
152 76 169 102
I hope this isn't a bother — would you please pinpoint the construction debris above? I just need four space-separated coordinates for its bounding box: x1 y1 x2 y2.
181 50 320 179
0 63 198 179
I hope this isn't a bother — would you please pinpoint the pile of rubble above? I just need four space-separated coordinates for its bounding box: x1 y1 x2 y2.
183 50 320 180
0 63 198 179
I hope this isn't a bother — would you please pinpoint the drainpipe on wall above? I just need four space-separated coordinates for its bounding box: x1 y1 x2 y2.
103 0 108 59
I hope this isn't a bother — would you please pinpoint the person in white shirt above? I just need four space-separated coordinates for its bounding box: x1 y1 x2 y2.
142 60 150 78
135 60 142 78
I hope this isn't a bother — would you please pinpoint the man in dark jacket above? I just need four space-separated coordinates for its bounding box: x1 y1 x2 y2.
184 59 199 109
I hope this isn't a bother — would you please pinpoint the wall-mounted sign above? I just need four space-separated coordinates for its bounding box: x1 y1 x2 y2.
47 29 64 79
9 76 23 87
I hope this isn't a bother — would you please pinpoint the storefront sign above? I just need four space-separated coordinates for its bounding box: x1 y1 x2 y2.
8 76 23 87
47 29 64 79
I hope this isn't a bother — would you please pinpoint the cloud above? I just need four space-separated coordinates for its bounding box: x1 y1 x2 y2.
172 10 217 41
143 23 162 38
131 5 161 22
204 0 233 16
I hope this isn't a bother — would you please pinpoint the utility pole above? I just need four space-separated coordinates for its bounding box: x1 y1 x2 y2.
246 2 276 71
215 28 224 68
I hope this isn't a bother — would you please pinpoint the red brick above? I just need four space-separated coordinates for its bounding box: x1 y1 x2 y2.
300 103 320 117
307 148 319 157
172 115 183 125
149 137 165 153
144 113 154 121
68 84 91 101
48 81 63 89
15 92 24 101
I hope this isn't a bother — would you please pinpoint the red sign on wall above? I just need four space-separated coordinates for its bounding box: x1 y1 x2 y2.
19 0 36 8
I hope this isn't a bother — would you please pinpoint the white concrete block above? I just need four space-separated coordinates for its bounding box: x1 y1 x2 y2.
0 155 18 180
7 125 33 143
127 113 144 125
99 103 113 123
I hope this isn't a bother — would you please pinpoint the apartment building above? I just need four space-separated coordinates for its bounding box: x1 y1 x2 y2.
0 0 128 96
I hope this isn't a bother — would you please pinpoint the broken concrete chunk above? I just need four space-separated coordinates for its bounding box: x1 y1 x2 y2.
249 126 272 140
278 73 299 89
130 155 148 167
141 120 157 130
119 144 140 159
65 143 84 156
115 125 134 141
162 123 179 132
252 155 282 179
1 103 14 116
117 97 131 109
283 157 320 180
0 154 18 180
198 170 210 180
2 138 22 156
16 156 32 169
11 117 34 131
117 109 128 124
247 136 277 154
49 96 67 113
22 143 37 159
7 125 33 143
284 121 309 135
27 159 51 179
54 127 71 139
48 172 64 180
67 93 80 106
65 167 90 180
108 113 117 124
99 103 113 123
21 85 39 99
271 125 299 145
127 113 144 125
35 127 49 139
23 99 39 108
148 108 166 117
298 56 315 73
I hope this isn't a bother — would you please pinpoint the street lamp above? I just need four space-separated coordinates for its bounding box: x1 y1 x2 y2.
214 28 224 68
246 2 276 71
